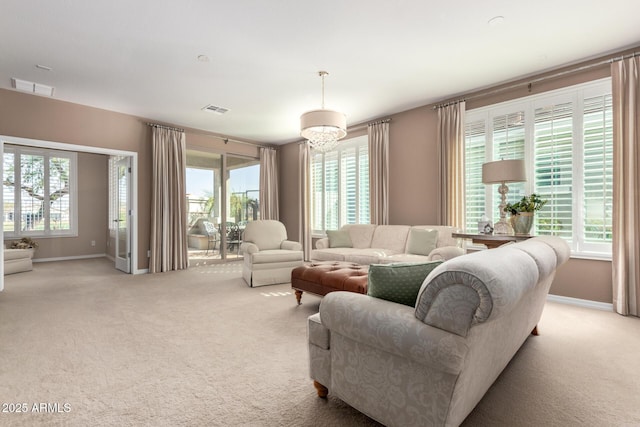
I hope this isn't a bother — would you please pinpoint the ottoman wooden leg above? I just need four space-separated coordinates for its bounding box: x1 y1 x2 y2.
295 290 303 305
531 325 539 336
313 380 328 398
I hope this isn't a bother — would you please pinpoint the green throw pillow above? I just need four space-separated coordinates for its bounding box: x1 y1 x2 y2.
326 230 353 248
367 261 443 307
407 228 439 256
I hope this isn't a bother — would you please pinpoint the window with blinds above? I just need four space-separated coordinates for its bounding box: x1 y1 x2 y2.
464 120 486 231
464 78 613 257
310 135 370 234
3 145 77 237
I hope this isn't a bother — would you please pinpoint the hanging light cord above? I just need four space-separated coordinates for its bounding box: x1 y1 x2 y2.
319 71 328 109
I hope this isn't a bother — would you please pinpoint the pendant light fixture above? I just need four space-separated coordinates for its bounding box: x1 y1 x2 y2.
300 71 347 152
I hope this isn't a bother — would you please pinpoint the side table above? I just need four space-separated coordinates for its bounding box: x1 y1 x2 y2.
452 232 533 249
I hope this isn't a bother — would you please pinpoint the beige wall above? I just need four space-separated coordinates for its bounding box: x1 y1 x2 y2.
0 89 260 270
278 48 640 304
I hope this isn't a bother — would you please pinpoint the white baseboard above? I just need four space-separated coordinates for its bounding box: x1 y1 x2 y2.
33 253 107 263
547 294 613 311
134 268 149 274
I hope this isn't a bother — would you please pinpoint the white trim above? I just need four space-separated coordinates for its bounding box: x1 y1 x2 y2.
134 268 149 274
33 253 107 263
546 294 613 311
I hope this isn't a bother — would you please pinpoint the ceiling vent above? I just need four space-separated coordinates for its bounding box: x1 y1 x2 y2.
11 78 55 97
201 104 229 115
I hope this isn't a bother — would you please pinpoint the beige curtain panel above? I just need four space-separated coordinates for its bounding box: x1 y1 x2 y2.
368 121 390 225
259 147 279 220
298 142 312 261
149 126 189 273
612 56 640 317
437 101 466 228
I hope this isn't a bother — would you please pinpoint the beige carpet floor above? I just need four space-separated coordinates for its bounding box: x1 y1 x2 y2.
0 258 639 426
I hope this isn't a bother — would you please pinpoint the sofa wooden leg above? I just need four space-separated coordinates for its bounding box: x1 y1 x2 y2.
531 325 539 336
295 290 303 305
313 381 328 398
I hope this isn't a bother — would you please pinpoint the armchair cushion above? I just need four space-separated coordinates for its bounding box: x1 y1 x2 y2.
327 230 353 248
251 249 304 264
406 228 439 256
368 261 442 307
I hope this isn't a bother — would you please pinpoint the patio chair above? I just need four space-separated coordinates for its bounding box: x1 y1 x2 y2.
202 221 220 255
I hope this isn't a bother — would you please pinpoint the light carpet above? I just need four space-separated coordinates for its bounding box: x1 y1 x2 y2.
0 258 639 426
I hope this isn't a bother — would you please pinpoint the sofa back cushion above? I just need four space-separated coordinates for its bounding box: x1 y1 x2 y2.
406 228 439 256
326 230 353 248
342 224 377 249
409 225 460 250
370 225 411 252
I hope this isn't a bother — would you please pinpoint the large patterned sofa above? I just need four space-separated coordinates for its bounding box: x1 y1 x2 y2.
307 236 570 427
311 224 464 264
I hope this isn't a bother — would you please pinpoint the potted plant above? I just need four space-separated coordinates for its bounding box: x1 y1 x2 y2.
9 237 39 252
505 194 547 235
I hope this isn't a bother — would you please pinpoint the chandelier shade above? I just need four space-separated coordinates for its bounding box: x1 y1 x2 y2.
300 109 347 152
300 71 347 152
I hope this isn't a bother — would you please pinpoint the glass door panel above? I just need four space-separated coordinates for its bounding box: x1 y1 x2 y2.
186 151 222 262
225 156 260 260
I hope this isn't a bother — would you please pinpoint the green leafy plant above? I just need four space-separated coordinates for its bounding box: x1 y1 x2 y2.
505 193 547 215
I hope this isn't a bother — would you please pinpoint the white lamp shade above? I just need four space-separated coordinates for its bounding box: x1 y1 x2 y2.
482 159 526 184
300 109 347 140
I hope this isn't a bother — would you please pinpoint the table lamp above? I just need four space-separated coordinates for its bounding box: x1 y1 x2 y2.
482 159 526 234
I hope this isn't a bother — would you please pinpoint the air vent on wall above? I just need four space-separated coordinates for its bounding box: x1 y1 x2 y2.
201 104 229 115
11 78 55 97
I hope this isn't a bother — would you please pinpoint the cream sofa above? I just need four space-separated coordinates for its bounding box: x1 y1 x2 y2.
311 224 464 264
308 236 570 427
239 220 304 287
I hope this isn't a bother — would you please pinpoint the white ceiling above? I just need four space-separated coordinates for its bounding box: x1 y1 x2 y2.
1 1 639 145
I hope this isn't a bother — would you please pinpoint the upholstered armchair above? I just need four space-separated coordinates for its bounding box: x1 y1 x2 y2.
239 220 304 287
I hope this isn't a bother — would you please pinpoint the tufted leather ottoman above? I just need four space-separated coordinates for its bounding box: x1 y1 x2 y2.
291 261 368 305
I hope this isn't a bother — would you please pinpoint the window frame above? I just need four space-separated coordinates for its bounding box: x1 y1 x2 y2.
310 135 369 236
3 144 78 238
464 78 613 259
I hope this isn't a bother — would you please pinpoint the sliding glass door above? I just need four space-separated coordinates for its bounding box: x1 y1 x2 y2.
186 151 259 263
186 151 222 261
225 155 260 259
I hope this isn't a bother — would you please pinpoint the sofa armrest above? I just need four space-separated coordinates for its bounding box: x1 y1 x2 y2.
315 237 329 249
428 246 464 261
281 240 302 251
415 247 540 337
240 242 259 255
320 292 468 374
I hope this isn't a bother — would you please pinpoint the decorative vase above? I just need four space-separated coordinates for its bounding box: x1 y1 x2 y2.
510 212 534 235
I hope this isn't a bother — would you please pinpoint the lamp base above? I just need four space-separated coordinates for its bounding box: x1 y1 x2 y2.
493 218 513 235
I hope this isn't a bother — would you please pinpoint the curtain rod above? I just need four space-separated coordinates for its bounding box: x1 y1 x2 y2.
368 118 392 126
147 122 184 132
147 122 269 148
349 117 392 133
433 51 639 110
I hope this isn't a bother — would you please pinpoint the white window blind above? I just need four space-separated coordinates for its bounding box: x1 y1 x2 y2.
3 145 77 237
310 135 370 234
492 111 527 205
534 101 574 240
464 120 486 231
582 94 613 248
464 79 613 257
